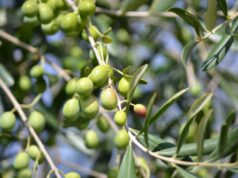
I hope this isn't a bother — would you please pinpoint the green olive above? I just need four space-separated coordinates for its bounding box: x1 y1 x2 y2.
19 75 31 91
76 77 94 97
105 64 114 78
107 167 118 178
41 19 59 35
84 130 99 149
28 111 46 133
13 152 30 170
96 115 110 133
30 65 44 78
100 88 117 110
26 145 43 161
60 12 79 32
46 0 57 11
114 129 130 149
75 120 90 130
65 78 77 95
114 110 127 126
79 95 99 119
56 0 68 10
117 77 130 96
22 0 38 17
133 104 147 118
63 98 80 121
78 0 96 17
65 172 81 178
89 65 108 87
0 112 16 132
17 168 32 178
38 3 54 24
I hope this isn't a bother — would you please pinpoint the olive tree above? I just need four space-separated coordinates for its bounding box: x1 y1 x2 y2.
0 0 238 177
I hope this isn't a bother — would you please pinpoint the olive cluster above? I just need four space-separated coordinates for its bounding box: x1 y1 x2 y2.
0 110 45 133
63 63 136 149
0 110 45 177
22 0 96 36
10 144 44 178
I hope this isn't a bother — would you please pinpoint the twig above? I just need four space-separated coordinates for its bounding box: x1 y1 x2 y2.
59 159 107 178
0 79 62 178
0 30 38 54
128 129 238 168
0 29 71 81
95 7 177 18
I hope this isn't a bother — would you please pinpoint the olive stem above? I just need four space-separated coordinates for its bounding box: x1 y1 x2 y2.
0 30 71 81
0 79 62 178
95 7 177 18
127 128 238 168
59 158 107 178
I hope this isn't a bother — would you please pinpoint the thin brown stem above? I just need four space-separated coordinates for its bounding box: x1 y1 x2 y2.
0 29 71 81
95 7 177 18
128 129 238 168
0 79 62 178
59 159 107 178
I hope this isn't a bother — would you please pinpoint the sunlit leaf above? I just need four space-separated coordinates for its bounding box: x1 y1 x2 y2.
217 0 228 17
143 88 188 147
174 165 198 178
120 0 147 13
201 18 238 70
182 40 198 66
150 0 176 12
169 8 204 36
126 64 148 112
118 144 137 178
196 110 212 161
188 93 213 119
204 0 217 31
0 63 14 86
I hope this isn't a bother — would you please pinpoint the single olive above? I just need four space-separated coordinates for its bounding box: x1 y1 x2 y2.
63 98 80 121
19 75 31 91
89 65 108 87
30 65 44 78
117 77 130 96
76 77 94 97
13 152 30 170
65 172 81 178
79 95 99 119
107 167 118 178
78 0 96 17
28 111 46 133
60 12 79 32
26 145 43 161
38 3 54 24
114 110 127 126
65 78 77 95
96 115 110 133
21 0 38 17
17 168 32 178
100 88 117 110
0 112 16 132
46 0 57 11
133 104 147 118
41 19 59 35
114 129 130 149
56 0 68 10
84 130 99 149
